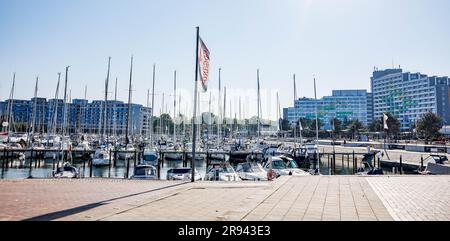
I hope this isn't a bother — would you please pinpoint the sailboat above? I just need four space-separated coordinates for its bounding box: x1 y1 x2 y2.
93 58 114 166
3 73 16 144
25 76 46 159
53 66 79 178
72 86 91 159
141 64 159 165
118 56 136 160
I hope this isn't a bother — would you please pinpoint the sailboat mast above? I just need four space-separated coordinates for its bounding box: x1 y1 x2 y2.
257 69 261 138
103 57 111 144
197 91 201 143
314 76 320 172
223 86 227 138
208 91 211 147
61 66 70 162
238 96 241 136
52 73 61 135
276 91 280 133
126 56 133 145
83 85 87 134
62 66 70 137
173 70 177 142
29 76 39 146
162 93 165 136
179 95 182 138
114 78 117 137
6 73 16 139
295 74 304 147
217 68 222 147
150 64 156 145
293 74 297 148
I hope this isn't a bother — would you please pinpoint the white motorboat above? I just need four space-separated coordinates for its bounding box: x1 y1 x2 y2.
204 163 241 181
118 144 136 160
263 156 310 176
208 148 229 162
166 168 202 181
92 146 111 166
235 162 268 181
185 143 206 161
418 155 450 175
72 140 91 158
53 163 79 178
164 143 183 160
141 147 159 165
131 165 158 180
305 143 319 159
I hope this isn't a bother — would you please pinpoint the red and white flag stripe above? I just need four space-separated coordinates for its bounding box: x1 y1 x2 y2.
198 38 210 92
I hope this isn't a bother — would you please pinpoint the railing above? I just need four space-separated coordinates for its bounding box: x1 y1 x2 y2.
0 147 424 179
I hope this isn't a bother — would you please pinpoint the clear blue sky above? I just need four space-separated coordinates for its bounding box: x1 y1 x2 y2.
1 0 449 120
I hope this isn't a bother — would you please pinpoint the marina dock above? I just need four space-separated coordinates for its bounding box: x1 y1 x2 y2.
0 175 448 221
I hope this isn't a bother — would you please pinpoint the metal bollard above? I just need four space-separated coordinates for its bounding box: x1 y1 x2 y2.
125 158 130 179
399 155 403 175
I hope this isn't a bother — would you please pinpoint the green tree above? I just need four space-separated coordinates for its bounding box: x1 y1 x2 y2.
416 112 443 141
330 118 342 135
368 119 382 132
348 119 364 139
309 118 324 131
155 114 174 134
384 113 401 138
281 118 291 131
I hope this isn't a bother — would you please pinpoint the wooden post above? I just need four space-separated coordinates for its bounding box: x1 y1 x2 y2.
28 148 33 178
327 154 330 172
421 155 424 171
352 151 355 174
10 150 13 168
2 149 5 171
157 159 161 179
399 155 403 175
82 158 86 178
2 148 6 170
89 158 93 178
347 154 350 169
109 149 112 178
114 151 117 168
34 150 38 169
331 151 336 175
52 156 55 172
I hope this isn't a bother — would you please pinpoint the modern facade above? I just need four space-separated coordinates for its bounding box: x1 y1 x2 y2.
371 68 450 131
0 98 152 136
283 89 373 130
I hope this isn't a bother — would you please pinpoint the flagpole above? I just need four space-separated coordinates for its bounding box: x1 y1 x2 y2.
191 26 200 183
314 76 320 174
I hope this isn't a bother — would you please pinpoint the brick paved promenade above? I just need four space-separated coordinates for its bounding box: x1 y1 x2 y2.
0 176 448 221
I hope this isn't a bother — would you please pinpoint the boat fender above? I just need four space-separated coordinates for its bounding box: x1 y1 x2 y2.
267 170 276 181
